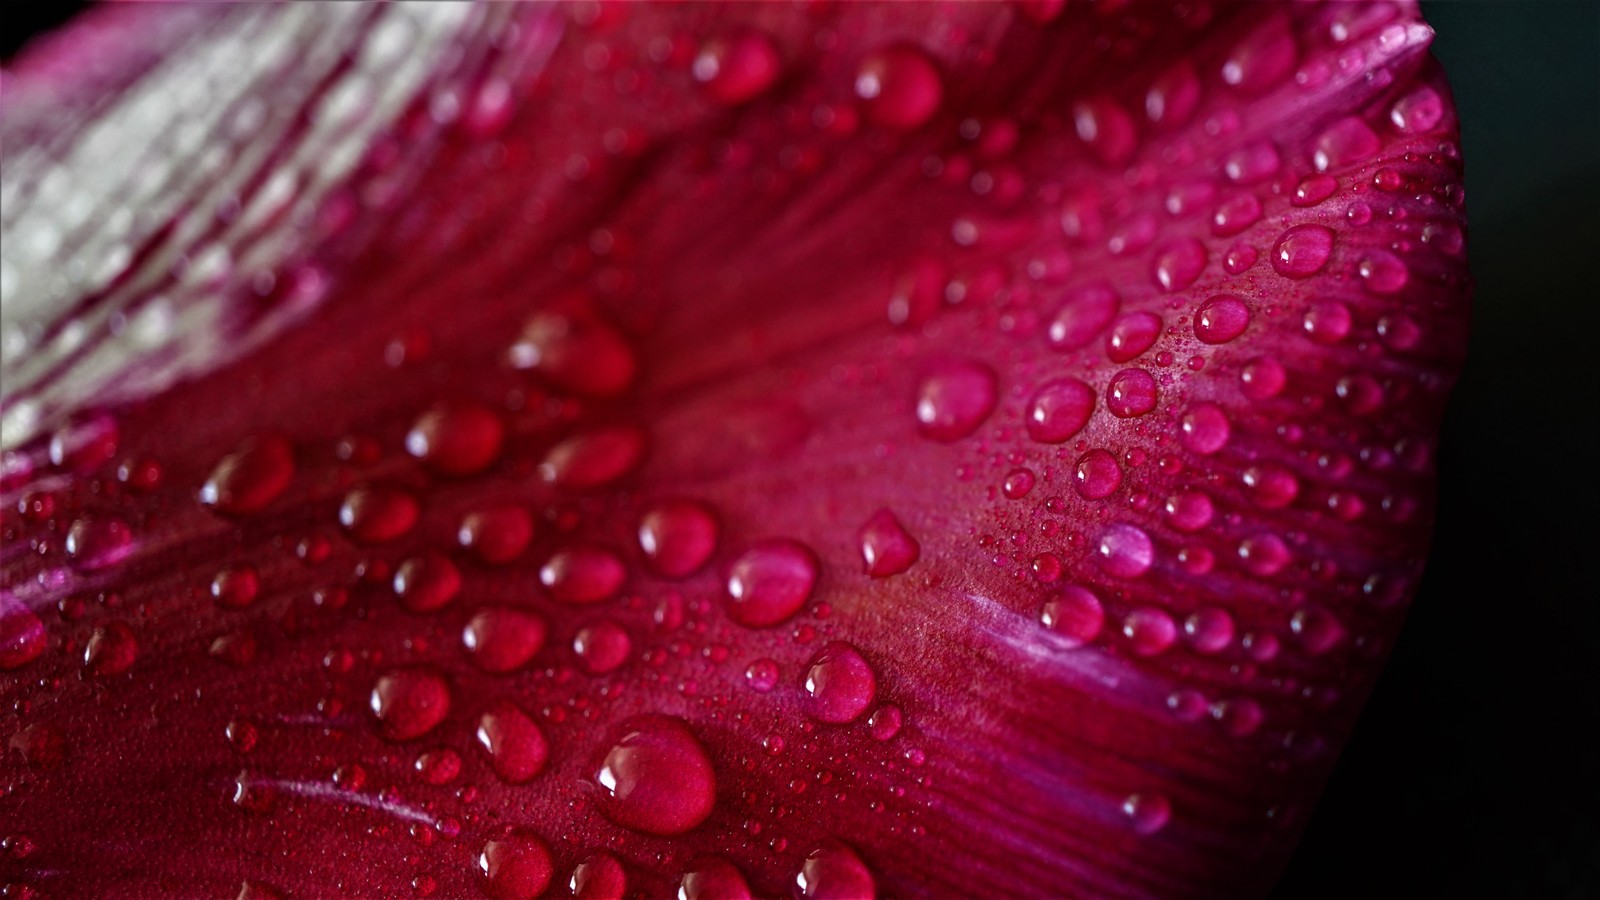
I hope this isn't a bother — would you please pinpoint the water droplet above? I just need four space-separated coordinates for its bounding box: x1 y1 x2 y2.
509 311 636 397
1 594 47 670
1271 224 1334 278
84 622 138 675
1221 17 1297 93
200 436 295 516
573 620 631 674
540 545 625 605
1312 117 1380 172
1183 608 1235 653
679 858 752 900
694 31 781 105
855 44 943 130
915 359 997 442
1026 378 1095 443
1106 369 1158 419
415 747 462 785
1357 250 1409 294
538 426 646 489
803 642 877 724
1002 468 1036 500
745 658 780 693
8 722 66 769
1211 193 1262 237
1122 791 1172 835
1223 141 1281 185
725 540 817 627
1289 605 1344 654
458 504 535 565
65 515 134 571
858 509 919 577
1048 283 1119 350
1097 524 1154 578
1240 356 1287 400
479 831 554 900
1293 174 1338 207
1040 585 1104 647
868 705 904 741
1073 97 1136 165
1194 295 1250 344
593 715 717 836
405 403 504 476
1377 314 1422 351
339 487 419 544
570 853 626 900
370 669 451 741
463 607 547 673
1390 85 1444 134
638 500 719 578
1302 300 1352 344
210 565 261 609
795 842 877 900
476 702 549 784
1178 403 1230 455
393 553 461 614
1211 698 1264 736
1106 312 1162 363
1151 238 1206 292
1122 608 1177 655
1145 60 1200 128
1243 467 1300 509
1073 449 1123 500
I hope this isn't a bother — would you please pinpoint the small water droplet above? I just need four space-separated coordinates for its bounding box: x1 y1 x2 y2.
1183 608 1235 653
84 622 138 675
200 436 295 516
540 545 626 605
65 515 134 571
1240 356 1287 400
458 504 535 565
1164 490 1214 532
1271 224 1334 278
1026 378 1095 443
1312 117 1380 172
1106 312 1162 363
638 500 719 578
1302 300 1353 344
694 31 781 105
1096 524 1154 578
405 403 504 476
1289 605 1344 655
476 702 549 784
479 831 554 900
1122 791 1172 835
1151 238 1206 292
1293 174 1339 207
1211 698 1264 736
725 540 817 627
415 747 462 785
463 607 547 673
1178 403 1231 455
1048 283 1119 350
370 669 452 741
745 658 780 693
1243 467 1300 509
868 705 904 741
573 620 631 675
593 716 717 836
393 553 461 613
1040 585 1104 647
1 594 47 670
1122 608 1177 655
855 44 943 130
339 486 419 544
1357 250 1409 294
915 359 998 442
210 565 261 609
509 311 636 397
1390 85 1444 134
802 642 877 724
538 426 646 489
1073 97 1136 165
1221 16 1297 93
1193 295 1250 344
858 509 919 577
1002 468 1036 500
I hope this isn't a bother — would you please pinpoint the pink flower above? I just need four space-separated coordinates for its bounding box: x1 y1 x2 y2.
0 3 1468 898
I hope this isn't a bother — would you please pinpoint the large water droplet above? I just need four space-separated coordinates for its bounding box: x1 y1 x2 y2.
1151 238 1206 292
393 552 461 613
802 642 877 724
725 540 817 627
538 426 646 489
1096 524 1154 578
84 622 138 675
540 545 626 605
211 565 261 609
370 669 451 741
679 858 751 900
458 504 535 565
858 509 919 577
1220 16 1297 93
1390 85 1444 134
1178 403 1231 455
1164 490 1214 532
1048 283 1119 350
1243 466 1300 509
1145 60 1200 128
1302 300 1352 344
1183 608 1236 653
1122 608 1177 656
65 515 134 571
476 702 548 784
1 594 47 669
509 311 636 397
694 31 781 105
1271 224 1334 278
1073 449 1123 499
1193 295 1250 344
915 359 997 442
479 831 554 900
1106 312 1162 363
1026 378 1095 443
573 620 631 674
1358 250 1409 294
855 44 943 130
1040 585 1104 647
201 436 295 515
795 842 877 900
1106 369 1158 419
463 607 546 673
593 716 716 836
1312 117 1380 172
570 853 626 900
1123 792 1172 835
339 486 419 544
638 500 719 579
1073 97 1136 165
405 402 504 476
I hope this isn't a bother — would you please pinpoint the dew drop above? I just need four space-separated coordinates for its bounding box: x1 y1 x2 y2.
1390 85 1444 134
1106 369 1158 419
1097 524 1155 579
1240 356 1287 400
1223 141 1281 185
0 594 47 670
84 622 138 675
570 853 626 900
200 436 295 516
693 31 781 105
463 607 547 673
1026 378 1095 443
405 403 504 476
1289 605 1344 655
855 44 943 130
393 552 461 614
1358 250 1409 294
1194 295 1250 344
1073 97 1136 165
803 641 877 724
1221 17 1297 93
915 359 997 441
573 620 631 675
479 831 554 900
1271 224 1334 278
745 658 780 693
795 842 877 900
1002 468 1036 500
1122 608 1177 656
509 311 636 397
65 515 134 571
1106 312 1162 363
339 486 419 544
1292 174 1338 207
458 505 535 565
1151 238 1207 292
1123 792 1172 835
858 509 919 577
1178 403 1231 455
540 545 626 605
1302 300 1353 344
593 715 717 836
475 702 549 784
1047 283 1119 350
1212 697 1264 737
1040 585 1104 647
538 426 646 489
868 705 904 741
1073 449 1123 500
638 500 719 578
415 747 462 785
1243 467 1300 509
725 540 817 627
370 668 451 741
1312 117 1381 172
1183 608 1235 653
679 858 751 900
211 565 261 609
1164 491 1214 532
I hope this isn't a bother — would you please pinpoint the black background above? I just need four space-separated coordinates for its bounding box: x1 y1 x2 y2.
5 3 1598 898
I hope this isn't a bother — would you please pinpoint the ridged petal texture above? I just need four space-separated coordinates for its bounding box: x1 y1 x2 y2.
0 3 1468 898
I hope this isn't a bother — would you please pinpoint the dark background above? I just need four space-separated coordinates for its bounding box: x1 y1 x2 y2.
5 3 1598 898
